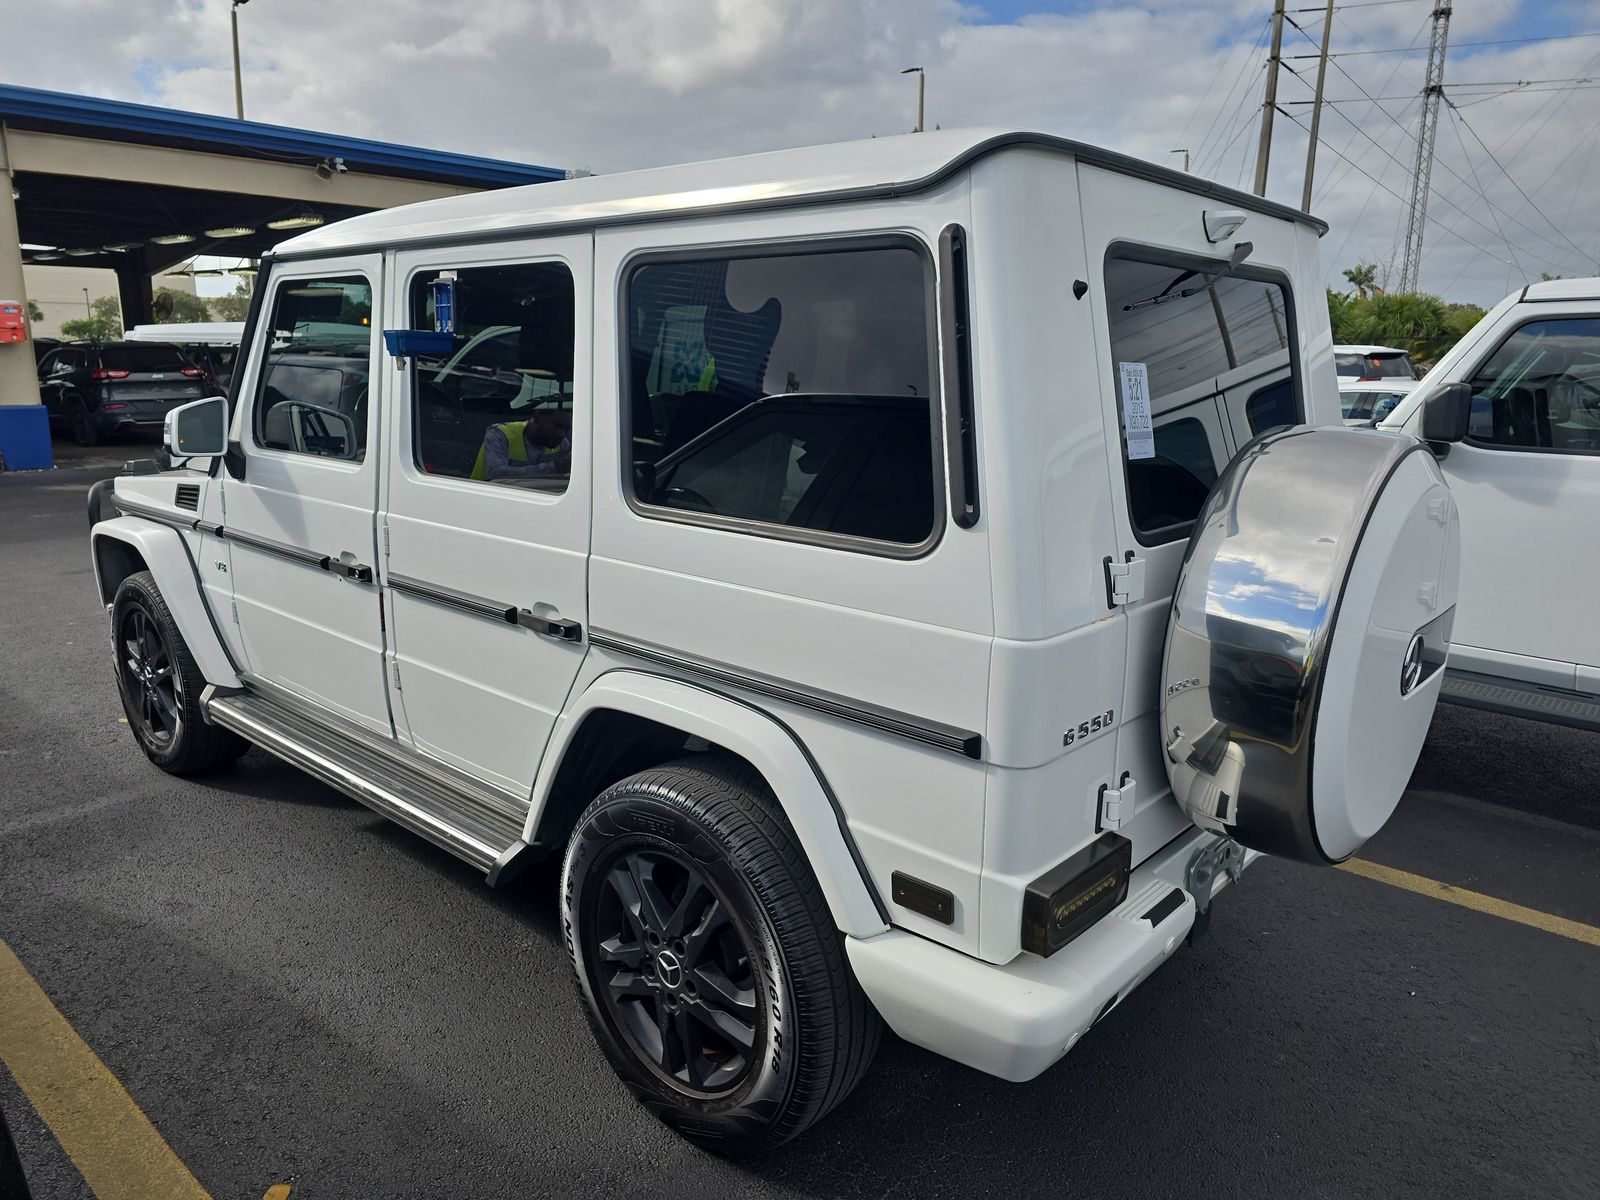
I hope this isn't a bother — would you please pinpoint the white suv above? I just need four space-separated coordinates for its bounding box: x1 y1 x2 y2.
1380 278 1600 730
89 130 1459 1153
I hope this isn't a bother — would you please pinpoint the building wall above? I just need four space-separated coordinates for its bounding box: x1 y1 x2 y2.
22 265 196 338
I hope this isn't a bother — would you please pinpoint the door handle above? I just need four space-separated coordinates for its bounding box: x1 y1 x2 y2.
324 556 373 584
515 608 582 642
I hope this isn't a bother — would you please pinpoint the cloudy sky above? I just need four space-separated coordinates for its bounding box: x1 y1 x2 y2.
6 0 1598 305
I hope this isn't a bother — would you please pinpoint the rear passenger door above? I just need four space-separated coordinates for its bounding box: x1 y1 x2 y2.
380 239 591 797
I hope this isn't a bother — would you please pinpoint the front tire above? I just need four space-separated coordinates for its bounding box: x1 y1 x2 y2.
561 755 880 1155
112 571 246 775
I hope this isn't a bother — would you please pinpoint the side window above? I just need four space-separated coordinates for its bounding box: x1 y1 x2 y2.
1465 317 1600 454
409 261 576 491
624 243 939 550
254 276 372 461
1246 378 1295 433
1104 253 1300 542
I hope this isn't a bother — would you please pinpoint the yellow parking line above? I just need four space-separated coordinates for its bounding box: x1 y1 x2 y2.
1338 858 1600 948
0 937 211 1200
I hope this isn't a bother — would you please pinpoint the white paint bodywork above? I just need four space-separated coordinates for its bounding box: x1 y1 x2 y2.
98 129 1371 1083
1381 282 1600 691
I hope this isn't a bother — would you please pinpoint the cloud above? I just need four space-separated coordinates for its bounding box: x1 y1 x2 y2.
4 0 1595 305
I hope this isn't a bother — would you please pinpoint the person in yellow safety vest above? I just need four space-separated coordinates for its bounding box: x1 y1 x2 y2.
471 408 573 481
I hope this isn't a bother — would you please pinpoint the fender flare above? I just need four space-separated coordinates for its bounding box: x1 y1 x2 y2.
90 517 242 690
534 670 890 940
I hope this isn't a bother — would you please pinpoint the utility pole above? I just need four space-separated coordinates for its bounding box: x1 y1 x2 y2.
901 67 925 133
1399 3 1452 294
1301 0 1335 212
1253 0 1288 197
1171 148 1191 172
231 0 251 120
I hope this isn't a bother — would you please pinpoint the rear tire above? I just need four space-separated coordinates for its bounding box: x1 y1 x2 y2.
111 571 247 775
70 400 99 447
561 755 880 1155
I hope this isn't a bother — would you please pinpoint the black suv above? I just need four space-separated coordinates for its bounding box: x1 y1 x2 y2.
36 342 208 446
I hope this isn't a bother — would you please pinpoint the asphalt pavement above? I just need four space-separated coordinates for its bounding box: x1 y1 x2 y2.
1 440 1597 1200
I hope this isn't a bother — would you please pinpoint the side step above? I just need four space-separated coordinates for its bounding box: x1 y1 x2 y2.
202 686 530 877
1439 669 1600 734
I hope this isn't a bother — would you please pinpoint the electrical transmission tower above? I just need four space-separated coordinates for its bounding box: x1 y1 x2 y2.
1399 3 1452 294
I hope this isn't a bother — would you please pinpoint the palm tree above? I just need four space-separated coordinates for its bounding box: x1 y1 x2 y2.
1342 263 1377 301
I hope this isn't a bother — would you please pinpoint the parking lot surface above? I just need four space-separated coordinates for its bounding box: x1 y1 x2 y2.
2 447 1597 1200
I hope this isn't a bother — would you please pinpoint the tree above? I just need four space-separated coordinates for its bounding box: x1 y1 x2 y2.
26 299 43 324
208 280 253 322
59 296 123 342
1342 263 1378 301
153 287 215 323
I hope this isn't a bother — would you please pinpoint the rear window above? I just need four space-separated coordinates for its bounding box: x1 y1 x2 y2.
1104 251 1300 542
98 345 192 373
1336 351 1414 380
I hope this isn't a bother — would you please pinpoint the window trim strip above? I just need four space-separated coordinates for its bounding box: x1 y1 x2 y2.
938 224 980 529
587 628 983 760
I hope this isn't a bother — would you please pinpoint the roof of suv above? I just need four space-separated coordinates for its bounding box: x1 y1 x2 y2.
274 128 1329 260
1520 277 1600 302
1332 345 1409 356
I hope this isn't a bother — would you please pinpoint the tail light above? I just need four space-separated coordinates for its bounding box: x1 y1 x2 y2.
92 368 129 381
102 402 128 411
181 367 203 378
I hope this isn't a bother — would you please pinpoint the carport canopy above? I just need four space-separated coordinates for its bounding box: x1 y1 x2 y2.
0 83 565 431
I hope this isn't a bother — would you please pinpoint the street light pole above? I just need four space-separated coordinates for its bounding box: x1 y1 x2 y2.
231 0 251 120
901 67 925 133
82 288 90 319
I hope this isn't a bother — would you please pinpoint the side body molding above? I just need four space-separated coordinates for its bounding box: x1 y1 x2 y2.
534 671 891 940
90 516 242 690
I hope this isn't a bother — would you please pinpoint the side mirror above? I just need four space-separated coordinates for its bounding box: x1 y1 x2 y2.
284 402 359 460
165 395 228 458
1421 382 1472 445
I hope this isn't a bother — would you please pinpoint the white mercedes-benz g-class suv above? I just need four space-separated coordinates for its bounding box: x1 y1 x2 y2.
90 130 1459 1154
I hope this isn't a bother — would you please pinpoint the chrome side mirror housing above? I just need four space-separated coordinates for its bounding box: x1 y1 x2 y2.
164 395 228 459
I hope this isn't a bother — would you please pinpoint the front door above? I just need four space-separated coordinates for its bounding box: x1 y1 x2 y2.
1441 310 1600 691
379 239 592 796
223 256 391 734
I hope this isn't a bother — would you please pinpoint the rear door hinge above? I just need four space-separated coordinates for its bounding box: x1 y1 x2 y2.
1104 552 1147 608
1099 773 1137 831
382 524 390 557
230 600 239 625
390 661 402 691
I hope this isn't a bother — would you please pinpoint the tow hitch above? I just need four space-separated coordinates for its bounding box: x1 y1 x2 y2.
1185 836 1248 942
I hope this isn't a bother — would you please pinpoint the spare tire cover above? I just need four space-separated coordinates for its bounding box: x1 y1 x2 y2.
1161 426 1460 865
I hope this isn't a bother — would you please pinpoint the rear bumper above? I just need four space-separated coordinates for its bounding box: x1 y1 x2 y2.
846 829 1255 1082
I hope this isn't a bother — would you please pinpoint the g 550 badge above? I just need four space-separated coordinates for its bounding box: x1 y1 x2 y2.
1063 709 1115 747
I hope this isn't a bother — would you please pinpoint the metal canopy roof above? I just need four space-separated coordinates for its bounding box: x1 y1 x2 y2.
0 84 564 188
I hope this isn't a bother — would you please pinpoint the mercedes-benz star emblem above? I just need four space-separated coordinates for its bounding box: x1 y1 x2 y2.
1401 634 1425 696
655 948 683 989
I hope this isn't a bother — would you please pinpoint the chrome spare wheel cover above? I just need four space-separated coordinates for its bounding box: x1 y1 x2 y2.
1161 426 1460 865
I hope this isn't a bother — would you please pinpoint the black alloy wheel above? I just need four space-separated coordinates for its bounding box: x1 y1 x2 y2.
119 604 182 749
562 755 881 1154
111 571 247 775
591 847 760 1095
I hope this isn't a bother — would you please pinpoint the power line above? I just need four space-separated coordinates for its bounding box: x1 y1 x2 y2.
1291 29 1600 57
1279 12 1590 266
1447 99 1595 265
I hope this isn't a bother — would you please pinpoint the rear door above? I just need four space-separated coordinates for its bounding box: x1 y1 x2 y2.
223 257 391 733
379 238 591 795
1079 167 1309 855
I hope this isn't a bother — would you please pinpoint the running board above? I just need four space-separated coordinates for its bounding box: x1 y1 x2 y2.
1439 669 1600 733
201 686 531 878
